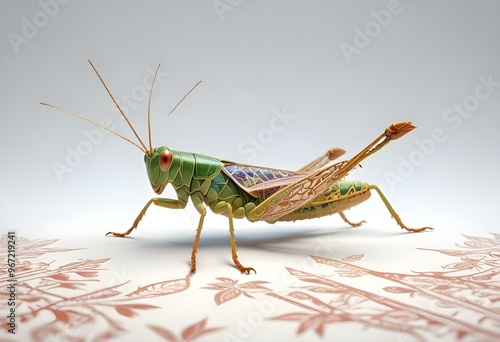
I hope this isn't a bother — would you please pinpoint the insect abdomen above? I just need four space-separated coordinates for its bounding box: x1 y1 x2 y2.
275 180 371 222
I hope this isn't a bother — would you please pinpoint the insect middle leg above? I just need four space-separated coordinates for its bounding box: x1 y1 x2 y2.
338 212 366 227
212 201 255 274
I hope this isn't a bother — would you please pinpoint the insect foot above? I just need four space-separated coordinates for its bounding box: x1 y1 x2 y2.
236 263 256 275
385 121 416 140
105 226 136 237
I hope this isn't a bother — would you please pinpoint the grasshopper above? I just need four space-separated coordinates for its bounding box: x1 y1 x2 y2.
42 61 432 274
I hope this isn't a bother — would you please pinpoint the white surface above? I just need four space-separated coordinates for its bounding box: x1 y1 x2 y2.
1 1 499 341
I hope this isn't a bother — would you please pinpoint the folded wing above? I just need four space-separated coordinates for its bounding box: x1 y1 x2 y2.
222 163 306 198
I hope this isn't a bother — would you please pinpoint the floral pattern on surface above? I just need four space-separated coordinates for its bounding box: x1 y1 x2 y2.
202 277 271 305
0 235 191 341
1 233 499 341
269 233 500 341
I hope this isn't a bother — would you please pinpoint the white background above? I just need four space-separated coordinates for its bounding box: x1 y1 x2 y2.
1 0 499 238
1 1 499 340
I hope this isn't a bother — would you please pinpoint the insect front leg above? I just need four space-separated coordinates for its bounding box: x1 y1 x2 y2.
190 193 207 273
106 192 189 237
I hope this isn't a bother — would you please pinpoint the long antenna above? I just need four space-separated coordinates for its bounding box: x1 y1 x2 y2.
40 102 146 153
147 64 161 154
87 60 149 153
168 80 202 116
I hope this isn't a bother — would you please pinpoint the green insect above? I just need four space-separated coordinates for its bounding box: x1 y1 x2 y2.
42 61 432 274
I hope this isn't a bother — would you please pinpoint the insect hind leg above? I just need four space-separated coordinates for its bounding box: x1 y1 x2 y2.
368 184 433 232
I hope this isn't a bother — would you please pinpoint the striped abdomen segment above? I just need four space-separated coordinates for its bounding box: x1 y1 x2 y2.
276 180 371 222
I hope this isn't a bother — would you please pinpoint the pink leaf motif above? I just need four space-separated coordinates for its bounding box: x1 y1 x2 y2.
215 289 241 305
296 314 339 336
456 329 469 340
240 280 271 291
148 324 178 341
335 268 367 278
298 286 343 294
287 268 324 283
61 258 109 270
383 286 417 294
114 304 156 317
418 248 470 257
48 273 70 281
75 271 98 278
310 255 346 268
181 318 207 341
50 308 92 325
127 304 159 310
149 318 223 342
181 317 223 341
203 277 271 305
7 236 80 259
342 254 364 262
115 306 135 317
51 309 70 323
202 278 239 292
216 277 237 285
443 260 478 270
18 296 41 303
288 291 312 301
57 282 86 290
489 296 500 303
127 274 190 299
272 313 309 321
462 235 497 248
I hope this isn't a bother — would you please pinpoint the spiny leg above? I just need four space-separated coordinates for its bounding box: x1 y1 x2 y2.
339 211 366 227
190 195 207 273
248 122 417 223
190 214 205 273
106 198 156 237
368 185 433 232
106 196 188 237
223 202 255 274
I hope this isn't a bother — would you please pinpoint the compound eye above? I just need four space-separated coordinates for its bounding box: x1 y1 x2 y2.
159 150 173 171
